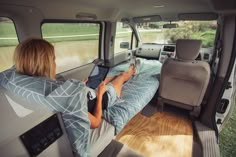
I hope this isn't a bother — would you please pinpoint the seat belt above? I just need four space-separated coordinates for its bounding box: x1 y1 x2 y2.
211 16 224 77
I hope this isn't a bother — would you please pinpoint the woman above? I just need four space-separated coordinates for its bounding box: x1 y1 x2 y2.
14 38 135 128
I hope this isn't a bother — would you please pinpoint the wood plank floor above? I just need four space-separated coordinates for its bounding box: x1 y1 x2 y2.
116 112 193 157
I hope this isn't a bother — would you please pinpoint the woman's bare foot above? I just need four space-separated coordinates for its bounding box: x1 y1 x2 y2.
128 64 136 75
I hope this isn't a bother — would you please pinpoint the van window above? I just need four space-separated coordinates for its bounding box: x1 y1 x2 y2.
0 17 19 72
137 21 217 48
115 22 136 54
41 23 100 73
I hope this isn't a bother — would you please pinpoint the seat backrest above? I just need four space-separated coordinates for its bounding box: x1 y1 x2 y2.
0 86 74 157
159 39 210 109
0 68 91 156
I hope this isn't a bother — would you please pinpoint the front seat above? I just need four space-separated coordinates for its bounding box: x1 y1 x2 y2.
158 39 210 116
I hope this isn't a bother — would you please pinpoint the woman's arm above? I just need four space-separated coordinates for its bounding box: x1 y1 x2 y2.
88 82 106 128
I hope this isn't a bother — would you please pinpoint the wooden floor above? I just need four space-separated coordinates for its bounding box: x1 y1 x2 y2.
116 112 193 157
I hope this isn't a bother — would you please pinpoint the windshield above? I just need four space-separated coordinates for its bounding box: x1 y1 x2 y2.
137 21 217 48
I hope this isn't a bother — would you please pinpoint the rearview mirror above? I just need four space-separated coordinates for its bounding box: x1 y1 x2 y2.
120 42 130 49
163 23 178 29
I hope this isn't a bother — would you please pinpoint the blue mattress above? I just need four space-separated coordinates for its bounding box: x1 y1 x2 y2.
103 58 162 133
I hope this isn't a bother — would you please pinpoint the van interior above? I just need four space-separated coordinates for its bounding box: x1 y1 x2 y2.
0 0 236 157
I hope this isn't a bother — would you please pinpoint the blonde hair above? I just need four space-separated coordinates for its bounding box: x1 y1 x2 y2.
14 38 56 79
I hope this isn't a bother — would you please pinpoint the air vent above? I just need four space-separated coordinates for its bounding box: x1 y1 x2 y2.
163 46 175 52
203 53 209 60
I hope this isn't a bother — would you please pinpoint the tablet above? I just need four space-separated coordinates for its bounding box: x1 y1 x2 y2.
86 65 110 89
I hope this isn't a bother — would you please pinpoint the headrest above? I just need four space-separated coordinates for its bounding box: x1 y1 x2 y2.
176 39 202 60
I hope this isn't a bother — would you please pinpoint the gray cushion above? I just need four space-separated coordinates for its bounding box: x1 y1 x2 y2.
176 39 202 60
116 145 144 157
98 140 144 157
89 119 115 157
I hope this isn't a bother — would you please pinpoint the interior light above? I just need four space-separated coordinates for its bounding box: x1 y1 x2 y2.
153 5 165 8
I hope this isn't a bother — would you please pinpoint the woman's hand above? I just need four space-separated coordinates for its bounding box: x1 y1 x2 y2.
83 78 88 83
88 81 106 128
97 81 106 97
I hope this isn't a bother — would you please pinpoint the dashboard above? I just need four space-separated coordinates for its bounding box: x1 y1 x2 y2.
159 45 176 63
135 43 162 59
136 43 213 64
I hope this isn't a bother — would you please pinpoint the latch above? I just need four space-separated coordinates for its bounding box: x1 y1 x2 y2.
226 82 232 89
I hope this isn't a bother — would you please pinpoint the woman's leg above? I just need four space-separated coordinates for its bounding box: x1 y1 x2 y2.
110 65 135 97
104 76 117 84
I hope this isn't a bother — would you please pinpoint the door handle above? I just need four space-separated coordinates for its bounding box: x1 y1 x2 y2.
226 82 232 89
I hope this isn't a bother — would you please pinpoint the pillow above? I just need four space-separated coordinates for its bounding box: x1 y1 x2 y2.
0 67 91 157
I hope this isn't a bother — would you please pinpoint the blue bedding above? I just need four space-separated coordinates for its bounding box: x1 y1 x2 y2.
104 58 162 133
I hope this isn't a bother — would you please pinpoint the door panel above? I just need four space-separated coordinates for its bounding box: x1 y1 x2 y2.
216 63 236 131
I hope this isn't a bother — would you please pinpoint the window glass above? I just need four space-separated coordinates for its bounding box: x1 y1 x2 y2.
137 21 217 48
42 23 100 73
114 22 135 54
0 17 19 72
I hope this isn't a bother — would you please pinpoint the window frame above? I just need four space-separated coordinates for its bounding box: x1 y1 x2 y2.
40 20 103 71
131 31 138 49
0 16 20 72
114 22 138 54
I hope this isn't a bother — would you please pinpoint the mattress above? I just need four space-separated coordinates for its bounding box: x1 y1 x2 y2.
103 58 162 133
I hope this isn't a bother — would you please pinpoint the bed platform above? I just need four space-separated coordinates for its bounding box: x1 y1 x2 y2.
116 112 193 157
